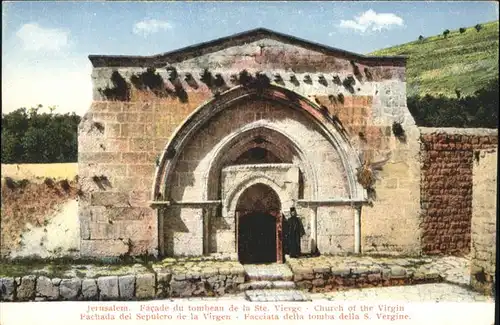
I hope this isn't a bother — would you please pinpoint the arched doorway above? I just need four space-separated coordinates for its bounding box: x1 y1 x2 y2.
236 183 282 264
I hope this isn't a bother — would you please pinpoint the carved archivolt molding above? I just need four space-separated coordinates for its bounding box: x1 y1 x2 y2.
201 123 316 201
224 173 291 218
152 84 367 203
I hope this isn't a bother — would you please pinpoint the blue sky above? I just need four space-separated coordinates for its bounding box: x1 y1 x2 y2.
2 1 498 116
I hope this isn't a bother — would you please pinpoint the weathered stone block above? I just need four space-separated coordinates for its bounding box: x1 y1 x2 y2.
36 276 59 300
295 280 313 290
16 275 36 301
106 139 129 152
122 152 148 163
127 164 155 177
312 266 331 273
128 191 150 207
156 272 172 298
170 280 194 297
107 207 151 221
107 102 123 112
233 275 245 284
121 124 145 138
331 268 351 276
0 278 16 301
118 275 136 300
79 152 121 164
192 281 207 296
367 273 382 282
82 279 98 300
105 123 121 137
97 276 119 300
89 223 120 240
129 138 153 151
117 113 139 123
60 278 82 300
80 240 129 257
135 273 155 299
389 266 406 277
113 177 145 191
91 192 129 207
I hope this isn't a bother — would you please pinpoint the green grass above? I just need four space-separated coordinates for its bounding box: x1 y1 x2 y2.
370 21 499 97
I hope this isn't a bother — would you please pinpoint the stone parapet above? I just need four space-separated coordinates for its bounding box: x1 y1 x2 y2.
0 255 471 301
287 256 451 293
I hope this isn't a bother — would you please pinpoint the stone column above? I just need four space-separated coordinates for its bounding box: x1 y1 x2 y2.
158 207 165 256
235 211 239 256
354 204 362 254
310 206 318 254
203 208 209 255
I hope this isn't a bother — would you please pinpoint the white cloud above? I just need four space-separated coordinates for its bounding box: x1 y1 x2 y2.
133 19 173 37
339 10 404 33
16 23 70 52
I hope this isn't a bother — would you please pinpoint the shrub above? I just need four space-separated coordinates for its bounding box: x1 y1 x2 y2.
475 24 482 32
443 29 450 38
459 27 467 34
407 78 498 128
418 35 424 41
1 106 80 163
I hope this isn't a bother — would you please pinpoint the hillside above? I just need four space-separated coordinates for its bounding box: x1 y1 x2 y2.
370 20 499 97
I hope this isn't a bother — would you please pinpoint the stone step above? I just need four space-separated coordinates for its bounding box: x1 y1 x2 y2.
239 281 273 290
245 289 311 302
272 280 296 289
243 264 294 281
238 280 296 291
247 274 294 281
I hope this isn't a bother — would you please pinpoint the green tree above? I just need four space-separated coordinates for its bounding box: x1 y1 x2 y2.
407 78 498 128
459 27 467 34
443 29 450 38
1 105 81 163
475 24 483 32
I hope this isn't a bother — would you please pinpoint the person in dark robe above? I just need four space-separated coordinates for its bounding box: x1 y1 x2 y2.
281 212 289 256
286 207 305 258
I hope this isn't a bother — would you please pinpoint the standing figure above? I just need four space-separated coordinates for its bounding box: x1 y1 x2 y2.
286 207 305 258
281 212 289 256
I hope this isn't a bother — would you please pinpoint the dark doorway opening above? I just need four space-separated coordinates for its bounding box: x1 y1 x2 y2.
238 212 277 264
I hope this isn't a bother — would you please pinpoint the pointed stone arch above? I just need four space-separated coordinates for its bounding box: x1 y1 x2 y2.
202 123 317 202
152 84 367 203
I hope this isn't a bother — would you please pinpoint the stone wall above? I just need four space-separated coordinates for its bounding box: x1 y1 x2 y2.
1 167 80 259
420 128 498 256
470 149 497 295
80 34 422 257
288 257 443 293
0 265 245 302
78 98 207 257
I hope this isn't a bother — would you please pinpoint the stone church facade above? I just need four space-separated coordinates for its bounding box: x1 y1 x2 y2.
78 28 423 262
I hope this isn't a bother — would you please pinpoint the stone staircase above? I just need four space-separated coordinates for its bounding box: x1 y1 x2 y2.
240 263 310 301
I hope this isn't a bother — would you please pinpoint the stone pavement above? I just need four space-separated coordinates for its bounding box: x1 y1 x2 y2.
427 255 470 285
245 289 310 302
309 282 494 302
179 283 493 303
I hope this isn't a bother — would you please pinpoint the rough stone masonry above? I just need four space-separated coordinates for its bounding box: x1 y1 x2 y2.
77 28 496 267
